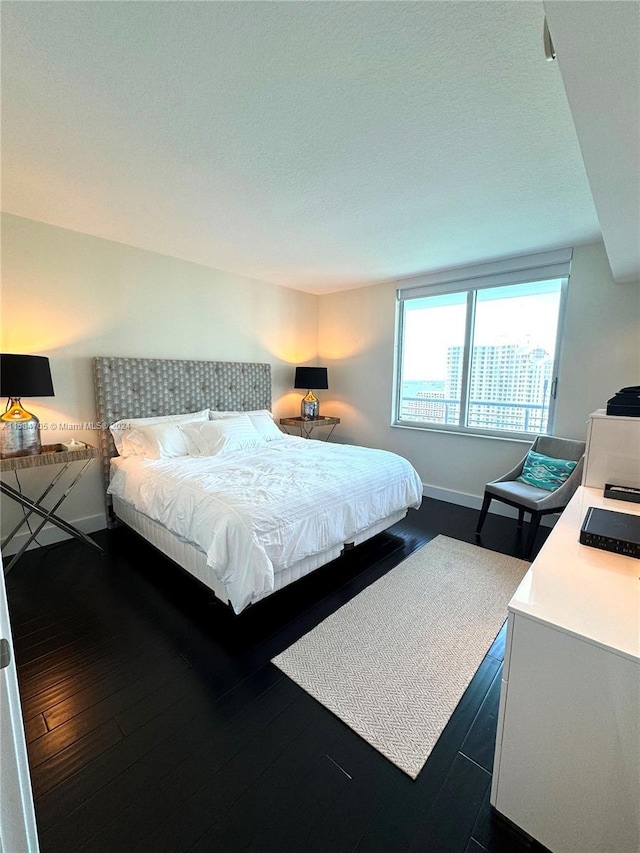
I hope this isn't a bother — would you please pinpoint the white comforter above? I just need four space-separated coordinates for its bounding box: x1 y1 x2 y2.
108 436 423 613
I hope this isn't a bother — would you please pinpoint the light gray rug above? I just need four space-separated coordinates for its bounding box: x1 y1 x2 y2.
272 535 530 779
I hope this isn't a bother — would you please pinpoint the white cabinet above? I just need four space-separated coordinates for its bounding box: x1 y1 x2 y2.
491 487 640 853
583 409 640 489
0 556 39 852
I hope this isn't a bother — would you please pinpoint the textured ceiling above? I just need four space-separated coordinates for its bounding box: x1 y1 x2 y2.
1 1 602 294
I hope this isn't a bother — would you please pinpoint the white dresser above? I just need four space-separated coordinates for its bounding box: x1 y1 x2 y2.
583 409 640 489
491 486 640 853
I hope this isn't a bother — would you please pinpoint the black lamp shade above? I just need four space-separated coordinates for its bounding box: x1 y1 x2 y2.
0 354 54 398
294 366 328 390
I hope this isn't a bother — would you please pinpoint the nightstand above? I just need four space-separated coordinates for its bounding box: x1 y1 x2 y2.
279 416 340 441
1 443 104 571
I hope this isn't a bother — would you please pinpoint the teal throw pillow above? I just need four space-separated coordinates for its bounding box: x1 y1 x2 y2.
516 449 577 492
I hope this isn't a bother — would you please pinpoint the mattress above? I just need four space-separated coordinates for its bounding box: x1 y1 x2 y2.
108 436 423 613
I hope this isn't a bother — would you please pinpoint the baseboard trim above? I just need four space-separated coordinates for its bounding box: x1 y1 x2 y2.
422 483 557 527
2 513 107 557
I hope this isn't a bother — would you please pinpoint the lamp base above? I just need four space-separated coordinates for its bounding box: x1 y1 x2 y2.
1 398 42 458
301 390 319 420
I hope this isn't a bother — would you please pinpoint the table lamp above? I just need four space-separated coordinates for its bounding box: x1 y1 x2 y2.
0 354 54 458
294 366 328 419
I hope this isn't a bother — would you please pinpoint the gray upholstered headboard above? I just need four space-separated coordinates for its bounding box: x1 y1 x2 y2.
93 356 271 509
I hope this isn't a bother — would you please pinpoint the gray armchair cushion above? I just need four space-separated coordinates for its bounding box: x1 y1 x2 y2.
533 435 585 463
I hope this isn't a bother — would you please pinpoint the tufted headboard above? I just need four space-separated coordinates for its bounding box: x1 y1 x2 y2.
93 356 271 513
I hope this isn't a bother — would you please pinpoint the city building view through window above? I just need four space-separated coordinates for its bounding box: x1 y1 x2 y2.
397 280 564 434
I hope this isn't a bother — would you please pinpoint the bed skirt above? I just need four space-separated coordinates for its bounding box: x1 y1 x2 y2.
112 496 407 609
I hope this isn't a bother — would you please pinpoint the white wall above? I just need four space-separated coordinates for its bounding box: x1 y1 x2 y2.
0 214 318 546
555 243 640 436
319 241 640 505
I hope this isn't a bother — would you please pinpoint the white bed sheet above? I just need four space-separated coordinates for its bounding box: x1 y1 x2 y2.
108 436 423 613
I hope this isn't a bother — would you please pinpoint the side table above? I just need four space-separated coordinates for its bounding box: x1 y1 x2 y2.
279 417 340 441
1 443 104 572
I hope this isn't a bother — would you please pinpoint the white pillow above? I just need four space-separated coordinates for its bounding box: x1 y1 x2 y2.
209 409 282 441
209 408 273 420
125 422 195 460
246 412 283 442
110 409 209 457
180 415 267 457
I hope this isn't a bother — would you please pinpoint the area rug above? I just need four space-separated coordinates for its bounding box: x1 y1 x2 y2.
272 535 530 779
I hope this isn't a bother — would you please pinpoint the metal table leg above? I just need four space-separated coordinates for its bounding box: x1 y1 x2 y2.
1 459 104 572
2 463 72 550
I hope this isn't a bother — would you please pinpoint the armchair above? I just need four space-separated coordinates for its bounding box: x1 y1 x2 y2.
475 435 586 558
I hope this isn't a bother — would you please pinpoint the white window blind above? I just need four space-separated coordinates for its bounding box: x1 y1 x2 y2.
397 248 572 301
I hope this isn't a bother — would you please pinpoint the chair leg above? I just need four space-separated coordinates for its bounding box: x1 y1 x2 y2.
517 507 525 529
525 512 542 558
476 492 492 536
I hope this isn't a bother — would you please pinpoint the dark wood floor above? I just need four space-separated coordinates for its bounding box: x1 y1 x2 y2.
6 498 552 853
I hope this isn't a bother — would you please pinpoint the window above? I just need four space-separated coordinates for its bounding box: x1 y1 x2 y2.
394 250 570 437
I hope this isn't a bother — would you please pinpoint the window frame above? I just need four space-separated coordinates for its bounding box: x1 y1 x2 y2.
392 249 571 440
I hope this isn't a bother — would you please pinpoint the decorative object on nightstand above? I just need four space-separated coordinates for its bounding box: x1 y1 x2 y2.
0 354 54 458
279 416 340 441
0 443 103 572
294 366 328 419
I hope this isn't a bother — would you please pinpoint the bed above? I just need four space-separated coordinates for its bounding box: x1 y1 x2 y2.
93 357 423 613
